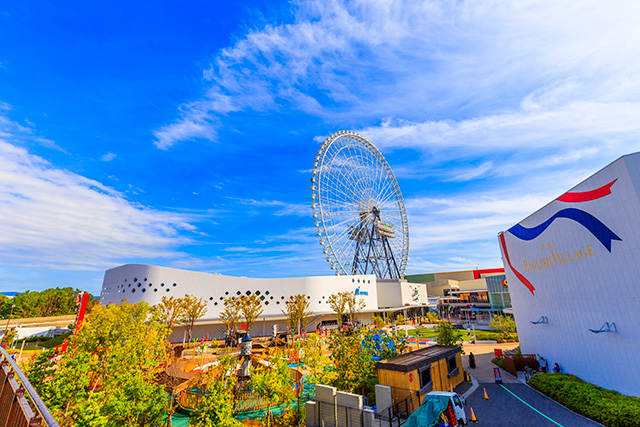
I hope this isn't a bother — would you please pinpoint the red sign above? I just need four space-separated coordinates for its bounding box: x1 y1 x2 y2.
240 323 248 330
494 349 503 357
494 368 503 384
409 373 413 383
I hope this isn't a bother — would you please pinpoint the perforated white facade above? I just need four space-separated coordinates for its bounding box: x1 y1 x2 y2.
99 264 427 340
499 153 640 397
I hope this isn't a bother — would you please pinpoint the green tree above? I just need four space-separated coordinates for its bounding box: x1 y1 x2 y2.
179 295 208 343
346 292 365 324
251 357 295 426
26 301 169 427
282 294 312 342
328 331 377 398
1 287 92 319
189 356 241 427
327 291 348 328
238 294 263 333
435 321 465 348
150 295 186 332
220 296 242 344
301 334 332 386
489 314 517 339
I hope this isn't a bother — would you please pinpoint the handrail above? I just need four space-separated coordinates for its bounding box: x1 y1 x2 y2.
0 346 60 427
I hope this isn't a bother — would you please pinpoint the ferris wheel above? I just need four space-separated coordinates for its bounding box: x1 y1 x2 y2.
311 130 409 279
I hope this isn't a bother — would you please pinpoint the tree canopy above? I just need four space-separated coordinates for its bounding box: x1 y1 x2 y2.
1 287 95 318
26 301 169 427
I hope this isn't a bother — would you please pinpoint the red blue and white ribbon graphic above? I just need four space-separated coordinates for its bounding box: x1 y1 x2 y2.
500 179 620 296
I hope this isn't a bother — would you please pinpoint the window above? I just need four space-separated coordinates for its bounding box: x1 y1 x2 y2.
447 356 459 377
453 395 462 408
419 366 432 394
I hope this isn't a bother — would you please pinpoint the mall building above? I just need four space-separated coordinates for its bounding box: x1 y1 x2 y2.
99 264 430 341
499 152 640 397
406 269 512 324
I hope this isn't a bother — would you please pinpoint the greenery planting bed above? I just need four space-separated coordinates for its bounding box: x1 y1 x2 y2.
528 373 640 427
473 331 518 342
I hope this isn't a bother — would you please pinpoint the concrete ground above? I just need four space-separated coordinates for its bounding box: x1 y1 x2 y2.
459 342 602 426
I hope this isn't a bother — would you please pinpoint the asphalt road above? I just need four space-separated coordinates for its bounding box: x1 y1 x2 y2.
465 382 603 427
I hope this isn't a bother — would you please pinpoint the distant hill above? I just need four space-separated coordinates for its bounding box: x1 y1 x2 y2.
0 292 18 298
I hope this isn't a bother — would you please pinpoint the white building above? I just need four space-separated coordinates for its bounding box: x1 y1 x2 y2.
499 152 640 397
99 264 428 341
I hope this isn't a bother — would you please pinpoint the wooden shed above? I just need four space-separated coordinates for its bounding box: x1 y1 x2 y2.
376 345 464 401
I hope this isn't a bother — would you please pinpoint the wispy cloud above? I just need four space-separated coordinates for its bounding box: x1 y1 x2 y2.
232 198 310 217
144 0 640 275
0 108 196 271
101 152 117 162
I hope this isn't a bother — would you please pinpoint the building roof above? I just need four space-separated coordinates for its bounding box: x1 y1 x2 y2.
376 345 461 372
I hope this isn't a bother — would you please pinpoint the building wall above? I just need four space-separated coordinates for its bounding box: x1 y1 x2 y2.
100 264 377 321
377 352 464 395
100 264 388 339
499 153 640 397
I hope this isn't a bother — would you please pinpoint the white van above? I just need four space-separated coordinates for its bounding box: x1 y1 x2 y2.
426 391 468 426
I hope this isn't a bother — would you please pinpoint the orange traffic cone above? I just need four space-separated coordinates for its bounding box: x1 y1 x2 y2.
469 407 479 423
450 384 454 393
483 388 489 400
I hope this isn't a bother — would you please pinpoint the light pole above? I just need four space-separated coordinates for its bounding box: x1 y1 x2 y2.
1 304 16 348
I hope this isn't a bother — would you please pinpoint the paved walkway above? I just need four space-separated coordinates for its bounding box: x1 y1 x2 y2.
461 342 520 383
460 342 602 426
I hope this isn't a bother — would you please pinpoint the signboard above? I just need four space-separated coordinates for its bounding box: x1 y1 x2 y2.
494 368 503 384
494 349 503 357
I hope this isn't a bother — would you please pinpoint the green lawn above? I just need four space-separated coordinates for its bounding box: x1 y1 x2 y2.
397 328 437 339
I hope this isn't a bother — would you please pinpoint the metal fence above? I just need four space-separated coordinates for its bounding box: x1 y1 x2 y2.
0 347 59 427
306 387 420 427
374 389 419 427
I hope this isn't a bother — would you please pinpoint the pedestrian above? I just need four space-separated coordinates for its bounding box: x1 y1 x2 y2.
468 352 476 369
553 363 561 373
538 356 547 373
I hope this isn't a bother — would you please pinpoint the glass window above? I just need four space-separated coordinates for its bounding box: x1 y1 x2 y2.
453 396 462 407
447 356 457 374
419 366 432 389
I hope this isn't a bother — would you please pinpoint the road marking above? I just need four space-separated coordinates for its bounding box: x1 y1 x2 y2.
500 385 565 427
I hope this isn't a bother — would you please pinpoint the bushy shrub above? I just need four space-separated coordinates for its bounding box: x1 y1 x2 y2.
474 331 518 342
528 373 640 427
491 357 505 369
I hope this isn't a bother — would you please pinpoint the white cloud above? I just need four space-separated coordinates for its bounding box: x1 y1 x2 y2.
101 152 116 162
232 198 310 217
149 0 640 275
0 134 195 270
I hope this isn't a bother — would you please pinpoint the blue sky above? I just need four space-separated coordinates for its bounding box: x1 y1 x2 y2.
2 0 640 294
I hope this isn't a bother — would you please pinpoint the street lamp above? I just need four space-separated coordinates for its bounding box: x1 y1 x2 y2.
1 304 16 348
